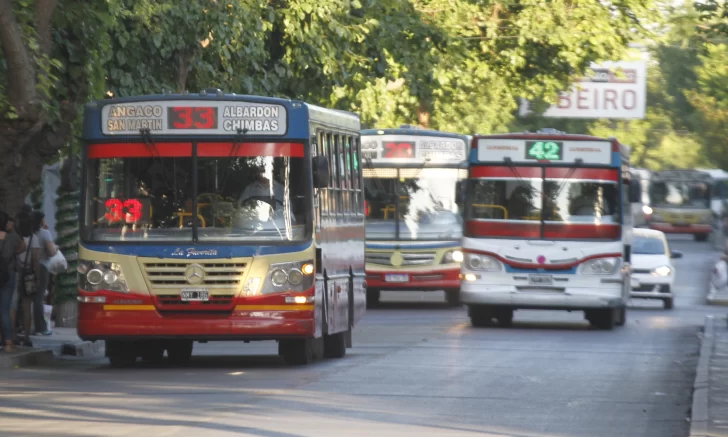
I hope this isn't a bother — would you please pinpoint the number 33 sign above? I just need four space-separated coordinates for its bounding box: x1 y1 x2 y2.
383 142 416 158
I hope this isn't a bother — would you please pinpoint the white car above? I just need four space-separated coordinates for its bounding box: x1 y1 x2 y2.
630 228 682 309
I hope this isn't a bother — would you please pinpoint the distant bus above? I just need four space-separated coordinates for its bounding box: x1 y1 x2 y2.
460 130 639 330
361 127 469 306
647 169 713 241
630 167 651 227
77 90 366 366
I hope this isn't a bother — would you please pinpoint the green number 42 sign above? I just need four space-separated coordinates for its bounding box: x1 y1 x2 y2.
525 140 563 161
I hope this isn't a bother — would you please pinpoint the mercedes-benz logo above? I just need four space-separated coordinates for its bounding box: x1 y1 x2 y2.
184 264 205 284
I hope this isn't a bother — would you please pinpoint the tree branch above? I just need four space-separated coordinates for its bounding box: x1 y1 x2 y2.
0 0 39 118
34 0 57 56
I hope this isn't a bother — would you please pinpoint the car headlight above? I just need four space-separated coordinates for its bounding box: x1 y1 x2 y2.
78 260 128 292
580 257 621 275
442 250 464 264
652 265 672 277
258 260 315 295
463 253 502 272
643 205 653 215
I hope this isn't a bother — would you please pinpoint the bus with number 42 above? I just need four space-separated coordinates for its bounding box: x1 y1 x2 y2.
361 127 469 306
459 129 640 330
77 89 365 366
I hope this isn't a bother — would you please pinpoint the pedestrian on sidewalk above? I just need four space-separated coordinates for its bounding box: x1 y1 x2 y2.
15 209 37 346
26 211 56 337
0 210 26 353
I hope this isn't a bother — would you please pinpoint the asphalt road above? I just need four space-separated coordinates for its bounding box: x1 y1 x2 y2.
0 235 722 437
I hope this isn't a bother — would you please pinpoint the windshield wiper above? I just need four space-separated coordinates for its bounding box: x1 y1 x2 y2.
551 158 584 201
503 157 525 183
140 128 174 191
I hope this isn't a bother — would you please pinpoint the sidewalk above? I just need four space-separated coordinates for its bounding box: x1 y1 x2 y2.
691 315 728 437
0 326 103 370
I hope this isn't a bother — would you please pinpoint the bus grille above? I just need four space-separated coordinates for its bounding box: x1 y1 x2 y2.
366 252 436 267
139 260 247 290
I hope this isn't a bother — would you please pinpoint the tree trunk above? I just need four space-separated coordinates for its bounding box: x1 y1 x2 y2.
0 119 72 214
53 300 78 328
0 0 39 118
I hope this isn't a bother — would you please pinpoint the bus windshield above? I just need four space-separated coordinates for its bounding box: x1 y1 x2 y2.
82 151 310 242
649 180 710 209
364 167 465 240
464 166 621 239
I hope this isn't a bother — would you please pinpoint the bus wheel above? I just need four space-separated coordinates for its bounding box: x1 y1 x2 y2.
279 339 314 365
106 340 137 368
166 340 193 365
615 306 627 326
496 309 514 327
695 233 709 242
445 289 461 307
139 342 165 363
366 289 380 308
323 331 347 359
586 309 615 330
469 305 494 327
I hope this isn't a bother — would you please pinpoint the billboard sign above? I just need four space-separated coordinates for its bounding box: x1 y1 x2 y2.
519 61 647 119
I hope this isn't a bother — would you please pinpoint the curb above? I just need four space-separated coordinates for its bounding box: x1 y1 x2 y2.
59 340 103 357
0 348 54 370
690 315 715 437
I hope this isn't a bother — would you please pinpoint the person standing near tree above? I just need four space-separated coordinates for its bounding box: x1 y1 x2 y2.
26 211 56 336
0 211 26 352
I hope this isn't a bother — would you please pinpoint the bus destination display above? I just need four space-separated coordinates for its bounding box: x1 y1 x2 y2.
525 140 563 161
101 101 287 135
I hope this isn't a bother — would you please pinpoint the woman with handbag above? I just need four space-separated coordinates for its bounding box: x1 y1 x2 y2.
0 211 26 352
26 211 56 336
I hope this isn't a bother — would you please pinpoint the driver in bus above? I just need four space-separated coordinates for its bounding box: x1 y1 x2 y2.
238 165 285 207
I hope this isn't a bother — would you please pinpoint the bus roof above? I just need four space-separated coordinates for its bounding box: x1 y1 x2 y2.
471 131 628 167
695 168 728 181
82 91 360 141
651 169 714 182
361 127 468 140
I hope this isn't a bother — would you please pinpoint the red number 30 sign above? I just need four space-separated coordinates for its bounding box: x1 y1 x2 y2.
383 142 415 158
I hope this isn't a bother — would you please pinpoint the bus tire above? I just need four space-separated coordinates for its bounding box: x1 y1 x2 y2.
615 306 627 326
586 309 615 330
366 289 380 308
469 305 494 327
106 340 137 368
663 298 674 310
695 233 709 242
166 340 193 365
279 338 314 365
323 331 347 359
139 342 165 363
445 289 461 307
496 308 514 327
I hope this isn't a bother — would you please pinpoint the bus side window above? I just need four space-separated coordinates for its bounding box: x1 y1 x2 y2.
326 132 337 215
341 134 351 214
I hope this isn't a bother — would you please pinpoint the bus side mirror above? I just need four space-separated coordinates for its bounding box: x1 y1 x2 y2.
455 181 465 204
312 156 330 189
628 180 641 203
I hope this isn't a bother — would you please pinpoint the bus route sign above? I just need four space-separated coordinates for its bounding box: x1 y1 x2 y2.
101 100 287 136
361 134 467 164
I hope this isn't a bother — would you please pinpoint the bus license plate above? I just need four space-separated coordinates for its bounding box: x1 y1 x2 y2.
181 289 209 301
385 274 409 283
528 274 553 286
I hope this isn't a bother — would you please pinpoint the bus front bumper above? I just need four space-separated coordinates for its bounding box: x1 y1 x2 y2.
460 283 625 309
648 223 712 234
365 267 460 291
77 301 316 342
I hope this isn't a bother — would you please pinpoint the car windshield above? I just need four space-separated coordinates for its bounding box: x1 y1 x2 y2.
632 236 666 254
82 151 309 242
650 180 710 208
364 167 465 240
464 166 621 239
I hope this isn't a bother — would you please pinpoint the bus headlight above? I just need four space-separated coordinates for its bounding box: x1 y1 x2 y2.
642 205 653 215
580 257 621 275
464 253 502 272
652 265 672 277
442 250 464 264
78 260 129 292
260 260 315 294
